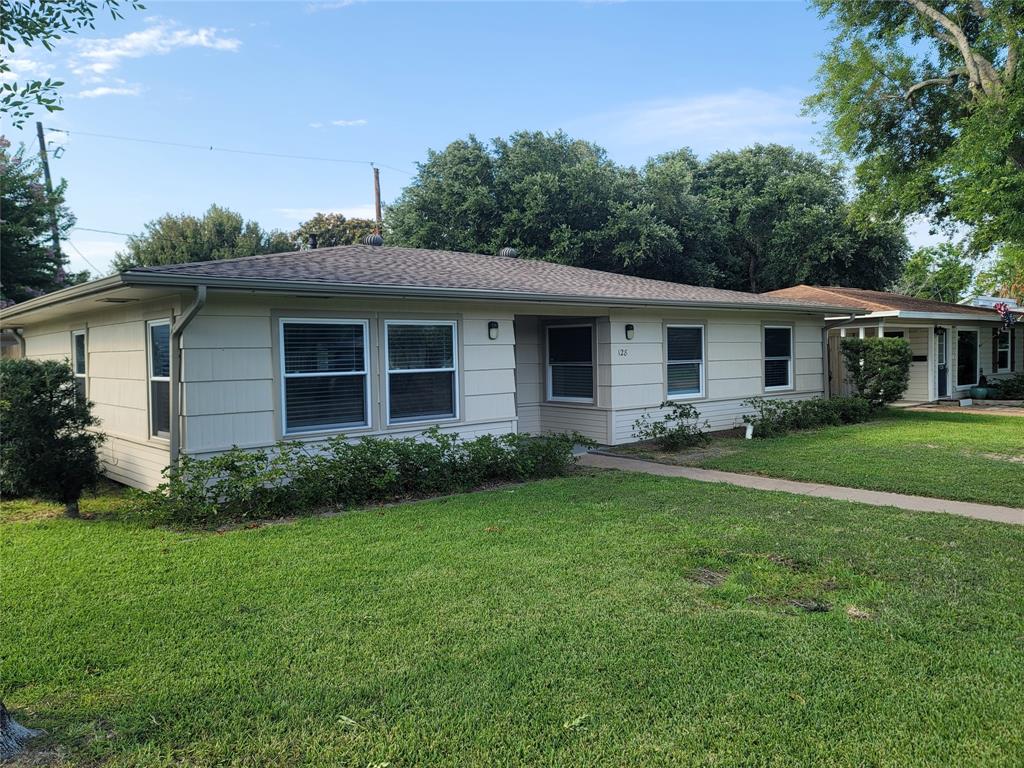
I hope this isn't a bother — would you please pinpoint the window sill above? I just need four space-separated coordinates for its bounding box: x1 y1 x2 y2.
666 392 704 401
763 385 795 393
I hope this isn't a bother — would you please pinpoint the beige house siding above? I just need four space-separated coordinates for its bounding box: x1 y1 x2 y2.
20 299 178 489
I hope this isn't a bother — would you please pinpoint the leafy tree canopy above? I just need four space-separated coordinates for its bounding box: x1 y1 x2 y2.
112 204 293 271
0 138 85 303
1 0 143 128
387 133 908 293
894 242 976 302
292 212 377 249
807 0 1024 253
976 243 1024 302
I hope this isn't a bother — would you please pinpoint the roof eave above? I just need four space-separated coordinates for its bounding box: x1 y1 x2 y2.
0 274 128 325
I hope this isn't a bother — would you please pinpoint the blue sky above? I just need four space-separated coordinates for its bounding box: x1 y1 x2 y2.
4 1 934 276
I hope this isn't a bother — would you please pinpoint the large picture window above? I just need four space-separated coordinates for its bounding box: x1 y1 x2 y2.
72 329 87 401
997 329 1010 372
764 326 793 390
386 321 457 423
957 329 978 387
666 325 703 398
280 319 369 434
148 320 171 438
547 324 594 402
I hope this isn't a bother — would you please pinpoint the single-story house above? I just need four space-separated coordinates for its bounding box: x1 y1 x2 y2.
766 285 1022 403
0 244 859 489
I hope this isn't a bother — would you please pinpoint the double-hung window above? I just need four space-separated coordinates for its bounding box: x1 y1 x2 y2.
280 319 369 434
547 324 594 402
997 329 1010 372
148 320 171 438
71 330 87 401
764 326 793 390
386 321 458 423
666 325 704 398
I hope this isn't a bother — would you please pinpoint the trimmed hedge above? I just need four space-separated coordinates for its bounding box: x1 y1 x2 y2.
742 396 874 438
839 337 912 407
129 428 587 526
991 374 1024 399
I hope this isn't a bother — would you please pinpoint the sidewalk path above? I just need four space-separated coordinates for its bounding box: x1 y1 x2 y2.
579 452 1024 526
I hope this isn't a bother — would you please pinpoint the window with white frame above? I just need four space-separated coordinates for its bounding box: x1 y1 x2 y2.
148 320 171 438
546 324 594 402
763 326 793 390
280 319 369 434
666 325 703 398
997 329 1010 372
71 329 87 401
386 321 457 423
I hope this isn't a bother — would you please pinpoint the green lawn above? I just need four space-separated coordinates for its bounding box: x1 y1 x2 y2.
626 410 1023 508
3 473 1023 766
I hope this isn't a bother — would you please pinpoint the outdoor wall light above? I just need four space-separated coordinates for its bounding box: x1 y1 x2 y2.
625 323 635 341
488 321 500 340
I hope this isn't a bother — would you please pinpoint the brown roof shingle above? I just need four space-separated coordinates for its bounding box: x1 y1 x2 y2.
764 285 999 318
129 245 852 310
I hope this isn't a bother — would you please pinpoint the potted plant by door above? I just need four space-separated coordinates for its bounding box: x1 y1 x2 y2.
970 373 990 400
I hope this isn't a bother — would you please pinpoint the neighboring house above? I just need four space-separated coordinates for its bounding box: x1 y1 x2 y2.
766 286 1022 403
0 244 856 489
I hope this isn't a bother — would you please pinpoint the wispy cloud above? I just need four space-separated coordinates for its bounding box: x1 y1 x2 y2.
77 84 143 98
310 118 369 128
275 205 376 222
70 21 241 78
574 88 815 157
306 0 364 13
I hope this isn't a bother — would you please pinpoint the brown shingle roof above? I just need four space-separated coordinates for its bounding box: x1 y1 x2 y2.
764 285 999 318
128 245 851 310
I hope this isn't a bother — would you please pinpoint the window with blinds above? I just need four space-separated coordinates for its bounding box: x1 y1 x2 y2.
386 321 457 423
281 320 369 433
148 320 171 437
764 326 793 390
666 325 703 398
72 330 87 402
547 325 594 401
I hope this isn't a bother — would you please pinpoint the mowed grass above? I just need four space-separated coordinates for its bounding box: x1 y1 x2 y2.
691 410 1022 507
3 473 1023 766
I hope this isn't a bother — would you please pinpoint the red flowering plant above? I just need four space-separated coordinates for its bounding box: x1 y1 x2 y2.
994 302 1018 329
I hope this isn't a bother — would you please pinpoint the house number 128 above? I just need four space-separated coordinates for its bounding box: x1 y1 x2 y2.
617 348 629 357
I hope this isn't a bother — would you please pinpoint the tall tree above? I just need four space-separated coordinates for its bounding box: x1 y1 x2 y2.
895 242 976 302
0 138 84 303
807 0 1024 253
1 0 143 128
112 205 293 271
976 243 1024 301
691 144 907 292
292 212 377 249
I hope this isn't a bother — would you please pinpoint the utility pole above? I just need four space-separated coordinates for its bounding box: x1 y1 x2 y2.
372 165 382 234
35 122 62 260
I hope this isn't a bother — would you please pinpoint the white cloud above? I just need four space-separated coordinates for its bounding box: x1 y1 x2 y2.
309 121 324 129
0 55 54 82
70 21 241 78
76 84 142 98
306 0 363 12
331 119 368 127
275 205 377 222
574 88 815 157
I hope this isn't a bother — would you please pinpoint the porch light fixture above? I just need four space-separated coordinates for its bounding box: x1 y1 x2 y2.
625 323 635 340
488 321 499 340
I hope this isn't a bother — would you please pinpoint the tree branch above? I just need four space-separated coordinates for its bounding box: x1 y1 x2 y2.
904 74 958 100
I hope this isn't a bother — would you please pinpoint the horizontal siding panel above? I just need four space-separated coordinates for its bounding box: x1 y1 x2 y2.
795 324 822 343
463 343 516 371
89 378 148 410
183 348 274 382
24 330 70 358
796 356 824 375
90 350 147 380
707 359 761 381
599 342 661 366
183 316 272 349
707 323 759 344
460 317 514 345
99 437 169 490
88 322 144 353
537 404 608 443
610 362 663 387
464 392 516 422
707 341 761 362
92 402 149 440
463 368 516 396
707 377 764 400
183 380 275 416
184 412 276 452
795 373 824 391
610 382 663 408
796 341 822 360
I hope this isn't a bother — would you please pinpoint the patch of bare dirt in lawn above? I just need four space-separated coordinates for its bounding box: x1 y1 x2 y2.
689 567 728 586
980 452 1024 464
605 432 745 466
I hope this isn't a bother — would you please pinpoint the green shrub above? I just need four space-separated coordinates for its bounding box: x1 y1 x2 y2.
839 337 913 407
0 358 104 517
632 401 711 450
991 374 1024 399
129 428 588 526
742 396 874 438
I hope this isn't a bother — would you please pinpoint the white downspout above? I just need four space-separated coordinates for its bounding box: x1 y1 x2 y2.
169 285 207 465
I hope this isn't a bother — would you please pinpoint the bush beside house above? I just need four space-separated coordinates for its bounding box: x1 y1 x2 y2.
839 337 913 407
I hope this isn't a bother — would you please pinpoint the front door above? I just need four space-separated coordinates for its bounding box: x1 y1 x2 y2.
936 328 948 398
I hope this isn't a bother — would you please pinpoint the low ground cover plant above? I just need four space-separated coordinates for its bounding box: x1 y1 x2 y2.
742 396 873 438
130 428 586 526
632 401 711 450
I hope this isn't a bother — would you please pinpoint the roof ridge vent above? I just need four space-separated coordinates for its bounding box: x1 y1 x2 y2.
361 233 384 246
498 246 518 258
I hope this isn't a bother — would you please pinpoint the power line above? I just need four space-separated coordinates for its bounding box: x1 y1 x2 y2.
64 239 102 275
48 128 415 176
72 226 132 237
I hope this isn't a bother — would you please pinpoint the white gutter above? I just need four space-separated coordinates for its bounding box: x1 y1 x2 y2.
169 285 207 465
826 310 999 322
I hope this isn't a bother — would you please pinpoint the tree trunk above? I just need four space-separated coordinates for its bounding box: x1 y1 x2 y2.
748 250 759 293
0 701 44 760
64 498 80 519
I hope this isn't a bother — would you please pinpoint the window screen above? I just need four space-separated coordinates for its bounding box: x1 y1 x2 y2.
547 325 593 400
387 322 456 422
72 331 87 401
997 330 1010 372
149 322 171 437
281 321 368 433
764 327 792 389
667 326 703 397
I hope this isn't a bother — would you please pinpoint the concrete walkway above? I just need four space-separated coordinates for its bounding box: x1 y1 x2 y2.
579 452 1024 526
